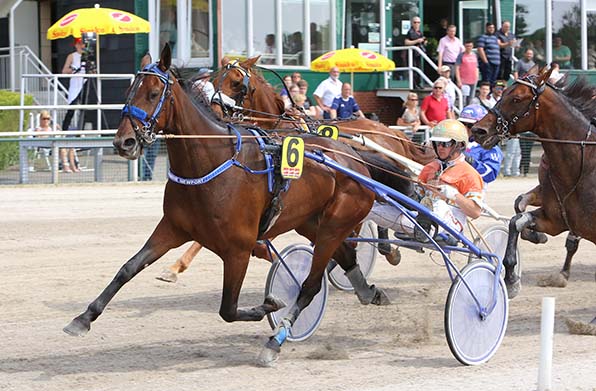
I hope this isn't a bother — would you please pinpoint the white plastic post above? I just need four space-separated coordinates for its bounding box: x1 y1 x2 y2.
538 297 556 391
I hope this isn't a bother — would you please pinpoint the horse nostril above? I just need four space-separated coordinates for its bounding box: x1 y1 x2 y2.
123 138 137 149
472 127 487 137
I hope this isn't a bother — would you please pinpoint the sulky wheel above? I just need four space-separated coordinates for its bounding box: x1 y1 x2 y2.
265 244 328 342
327 220 377 291
445 261 509 365
470 224 521 279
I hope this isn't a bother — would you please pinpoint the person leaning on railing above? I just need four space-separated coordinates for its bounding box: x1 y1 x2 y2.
36 110 79 173
396 92 421 132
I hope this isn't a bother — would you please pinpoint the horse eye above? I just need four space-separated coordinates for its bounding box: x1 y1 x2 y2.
149 90 160 100
512 97 521 103
232 80 241 88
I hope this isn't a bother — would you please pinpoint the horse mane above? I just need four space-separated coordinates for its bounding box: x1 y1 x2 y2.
553 76 596 123
170 65 228 128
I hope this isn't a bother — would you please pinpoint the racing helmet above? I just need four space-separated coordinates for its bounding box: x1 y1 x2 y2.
459 104 488 124
430 119 468 145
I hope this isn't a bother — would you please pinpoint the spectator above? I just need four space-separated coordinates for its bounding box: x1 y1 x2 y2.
476 22 500 87
366 119 483 243
279 75 292 99
291 72 302 85
437 25 464 79
61 37 88 132
404 16 427 88
519 131 537 177
552 36 572 69
292 94 316 117
459 104 503 187
513 49 535 80
37 110 79 173
141 141 160 181
434 18 449 41
589 43 596 69
296 80 314 112
455 40 479 105
283 84 300 109
502 136 521 177
262 33 275 64
470 81 496 110
492 80 506 101
192 68 215 102
330 83 364 120
496 20 517 81
420 79 452 127
533 39 545 65
437 67 456 113
397 92 421 132
313 66 342 120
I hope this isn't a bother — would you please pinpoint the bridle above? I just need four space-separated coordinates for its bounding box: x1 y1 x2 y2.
213 60 252 115
121 63 173 146
489 74 545 139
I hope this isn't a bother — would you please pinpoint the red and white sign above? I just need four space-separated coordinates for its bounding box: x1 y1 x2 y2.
111 12 132 23
360 51 377 60
60 14 78 27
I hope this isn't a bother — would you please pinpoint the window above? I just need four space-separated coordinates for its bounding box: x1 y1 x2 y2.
552 0 580 69
221 0 332 68
191 0 210 58
514 0 547 66
345 0 380 51
159 4 178 58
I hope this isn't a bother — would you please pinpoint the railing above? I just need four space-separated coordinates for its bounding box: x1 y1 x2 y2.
13 73 136 134
0 45 69 104
385 46 464 113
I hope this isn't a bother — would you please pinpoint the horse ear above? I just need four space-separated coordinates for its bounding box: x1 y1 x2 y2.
538 64 554 85
221 56 231 66
140 52 152 70
241 55 261 69
527 64 540 75
158 43 172 71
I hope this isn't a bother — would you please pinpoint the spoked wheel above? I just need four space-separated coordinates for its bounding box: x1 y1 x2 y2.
327 220 378 291
445 261 509 365
470 224 521 278
265 244 328 342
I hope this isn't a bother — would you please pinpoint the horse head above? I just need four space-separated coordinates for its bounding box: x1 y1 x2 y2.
114 44 176 159
473 64 553 149
211 56 285 121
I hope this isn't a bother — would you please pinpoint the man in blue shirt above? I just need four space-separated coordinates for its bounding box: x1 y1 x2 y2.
330 83 364 120
476 22 501 87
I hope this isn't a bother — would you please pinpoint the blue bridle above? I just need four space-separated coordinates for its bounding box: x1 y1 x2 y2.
121 63 173 145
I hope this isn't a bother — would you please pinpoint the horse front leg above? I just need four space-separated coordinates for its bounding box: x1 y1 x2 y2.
218 249 285 323
156 241 203 283
514 188 548 244
505 211 538 299
64 217 188 337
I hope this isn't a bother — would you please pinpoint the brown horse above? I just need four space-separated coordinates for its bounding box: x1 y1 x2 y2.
472 65 596 298
157 55 434 282
64 44 388 366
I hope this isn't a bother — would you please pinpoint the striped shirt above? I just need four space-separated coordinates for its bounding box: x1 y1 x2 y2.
476 34 501 65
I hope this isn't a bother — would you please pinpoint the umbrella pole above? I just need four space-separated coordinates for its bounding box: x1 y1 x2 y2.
96 34 100 74
351 72 354 88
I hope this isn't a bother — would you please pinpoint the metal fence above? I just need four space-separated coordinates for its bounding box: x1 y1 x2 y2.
0 133 169 185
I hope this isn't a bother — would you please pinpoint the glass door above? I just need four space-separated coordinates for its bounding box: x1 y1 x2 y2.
458 0 489 44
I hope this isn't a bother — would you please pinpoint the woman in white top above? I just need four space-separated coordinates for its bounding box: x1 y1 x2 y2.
397 92 421 131
36 110 79 173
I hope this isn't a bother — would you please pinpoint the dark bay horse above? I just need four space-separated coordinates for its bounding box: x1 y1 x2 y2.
157 55 433 282
64 44 389 366
472 65 596 299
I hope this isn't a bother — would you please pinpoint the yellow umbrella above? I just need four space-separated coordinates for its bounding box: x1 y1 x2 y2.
310 48 395 86
47 5 150 39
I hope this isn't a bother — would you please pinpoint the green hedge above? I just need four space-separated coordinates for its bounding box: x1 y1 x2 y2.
0 90 34 171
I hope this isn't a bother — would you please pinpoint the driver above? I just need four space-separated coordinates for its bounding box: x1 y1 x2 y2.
367 119 484 243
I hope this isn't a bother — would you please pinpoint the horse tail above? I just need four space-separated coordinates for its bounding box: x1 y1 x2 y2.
356 150 414 199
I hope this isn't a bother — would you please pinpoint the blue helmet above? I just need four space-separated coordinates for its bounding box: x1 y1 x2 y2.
459 104 488 124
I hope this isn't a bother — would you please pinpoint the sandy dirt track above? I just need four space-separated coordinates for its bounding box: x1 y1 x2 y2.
1 178 596 391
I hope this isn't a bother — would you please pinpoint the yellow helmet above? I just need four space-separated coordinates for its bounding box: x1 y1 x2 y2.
430 119 468 145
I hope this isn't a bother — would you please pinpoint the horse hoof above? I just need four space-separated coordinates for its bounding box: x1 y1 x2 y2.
371 288 391 306
537 273 568 288
256 346 279 367
264 295 286 311
521 229 548 244
155 268 178 283
63 317 90 337
506 278 522 299
565 317 596 335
